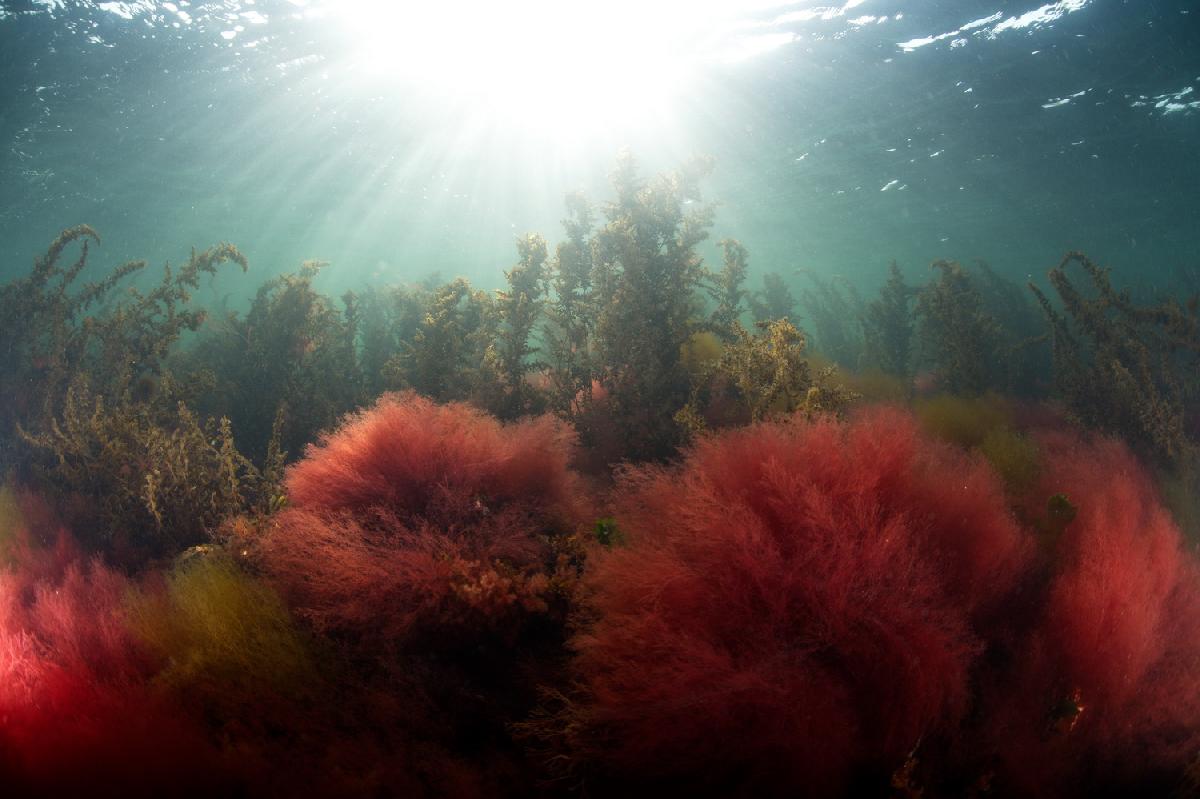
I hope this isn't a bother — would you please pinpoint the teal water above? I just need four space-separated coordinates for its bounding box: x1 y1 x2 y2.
3 6 1200 795
1 0 1197 301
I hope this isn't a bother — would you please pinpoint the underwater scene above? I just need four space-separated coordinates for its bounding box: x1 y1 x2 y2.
1 0 1199 796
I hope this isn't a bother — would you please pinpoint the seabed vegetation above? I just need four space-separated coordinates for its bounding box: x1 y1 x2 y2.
1 154 1199 798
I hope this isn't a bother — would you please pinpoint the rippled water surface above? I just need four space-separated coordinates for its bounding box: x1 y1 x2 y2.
1 0 1197 294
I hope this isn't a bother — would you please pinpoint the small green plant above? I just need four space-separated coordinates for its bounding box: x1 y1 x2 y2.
593 517 624 548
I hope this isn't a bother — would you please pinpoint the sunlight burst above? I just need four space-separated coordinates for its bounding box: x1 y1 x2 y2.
335 0 787 144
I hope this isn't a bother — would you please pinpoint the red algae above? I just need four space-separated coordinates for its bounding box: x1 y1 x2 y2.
261 391 584 649
988 430 1200 795
563 407 1031 795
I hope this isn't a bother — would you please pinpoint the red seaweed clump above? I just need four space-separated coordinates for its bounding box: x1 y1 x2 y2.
987 429 1200 796
0 540 237 796
562 407 1032 795
254 391 588 793
260 391 584 651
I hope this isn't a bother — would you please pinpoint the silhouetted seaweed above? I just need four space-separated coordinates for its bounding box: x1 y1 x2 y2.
0 226 246 470
748 271 797 324
797 268 865 368
487 233 550 419
382 276 498 404
357 282 430 400
972 259 1051 395
914 259 1051 397
1030 250 1199 462
860 261 916 379
707 238 749 342
577 151 717 462
916 260 1004 395
542 192 597 419
178 259 362 464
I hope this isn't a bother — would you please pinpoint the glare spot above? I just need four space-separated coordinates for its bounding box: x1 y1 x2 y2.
992 1 1091 35
334 0 784 143
1042 88 1089 108
898 2 1090 53
97 1 154 20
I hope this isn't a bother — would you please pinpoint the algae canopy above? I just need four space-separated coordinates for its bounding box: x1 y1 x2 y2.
1 2 1199 798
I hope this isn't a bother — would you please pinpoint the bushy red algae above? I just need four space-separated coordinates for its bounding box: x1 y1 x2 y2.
261 391 584 649
988 429 1200 796
2 397 1199 797
0 552 238 796
254 392 588 792
283 391 580 527
562 407 1031 795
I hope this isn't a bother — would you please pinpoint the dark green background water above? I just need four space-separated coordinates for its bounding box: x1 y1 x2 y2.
1 0 1197 304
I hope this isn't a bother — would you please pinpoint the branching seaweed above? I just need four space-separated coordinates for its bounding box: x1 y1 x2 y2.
17 379 279 564
707 238 749 342
357 282 430 400
1031 250 1199 462
178 260 362 463
748 271 797 325
916 259 1050 397
861 261 915 379
584 151 717 461
679 318 856 432
916 260 1004 395
488 234 550 419
383 277 498 404
797 269 865 368
0 227 246 469
543 192 597 419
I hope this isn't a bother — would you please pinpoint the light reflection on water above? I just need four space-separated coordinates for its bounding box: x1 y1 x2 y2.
0 0 1196 298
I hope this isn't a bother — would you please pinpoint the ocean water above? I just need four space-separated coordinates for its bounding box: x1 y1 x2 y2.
3 0 1197 301
3 4 1200 796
